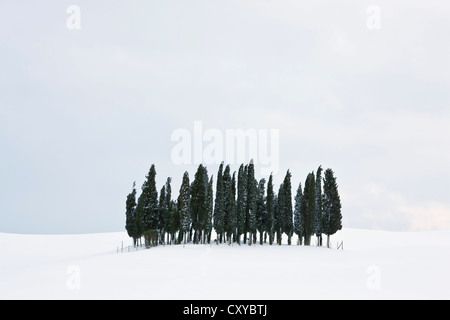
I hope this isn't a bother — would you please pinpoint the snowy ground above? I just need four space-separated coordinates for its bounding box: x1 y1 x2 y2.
0 228 449 299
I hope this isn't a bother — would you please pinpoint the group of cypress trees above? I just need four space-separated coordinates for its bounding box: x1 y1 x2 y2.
125 162 342 248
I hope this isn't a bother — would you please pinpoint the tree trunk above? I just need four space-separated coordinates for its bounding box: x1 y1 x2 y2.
305 232 310 246
327 234 330 248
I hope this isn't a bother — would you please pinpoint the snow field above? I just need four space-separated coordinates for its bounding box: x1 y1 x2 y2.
0 228 449 299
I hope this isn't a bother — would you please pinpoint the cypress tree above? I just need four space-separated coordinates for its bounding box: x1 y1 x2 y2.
256 178 267 245
165 177 174 244
135 165 158 246
134 196 144 247
293 182 303 245
135 182 148 239
277 183 284 245
246 160 257 245
243 165 248 243
230 172 237 242
201 166 210 243
191 164 208 244
281 170 293 245
236 164 247 245
266 174 275 245
214 163 225 243
125 182 137 246
167 199 178 245
142 164 159 235
158 184 167 244
302 172 316 246
315 166 323 246
274 194 281 245
222 165 231 243
176 199 184 244
322 168 342 248
179 171 191 244
205 176 214 244
224 168 236 244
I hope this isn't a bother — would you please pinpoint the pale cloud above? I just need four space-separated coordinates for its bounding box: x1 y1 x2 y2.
406 203 450 231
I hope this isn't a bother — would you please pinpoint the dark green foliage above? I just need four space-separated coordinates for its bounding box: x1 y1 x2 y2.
191 164 209 243
167 199 179 244
246 161 257 245
276 183 284 245
179 171 191 244
280 170 293 245
266 174 275 245
224 168 237 244
158 184 167 243
126 163 342 248
256 178 267 245
315 166 323 246
230 173 236 241
274 193 281 245
275 171 294 245
293 182 303 245
133 202 143 245
236 164 247 245
164 177 176 244
213 163 225 243
125 182 137 245
302 172 316 245
134 187 146 236
322 168 342 248
205 176 214 244
139 164 159 233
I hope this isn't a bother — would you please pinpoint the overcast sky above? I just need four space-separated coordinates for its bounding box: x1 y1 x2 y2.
0 0 449 234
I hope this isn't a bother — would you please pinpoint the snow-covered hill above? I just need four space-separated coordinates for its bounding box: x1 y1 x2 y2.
0 228 449 299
